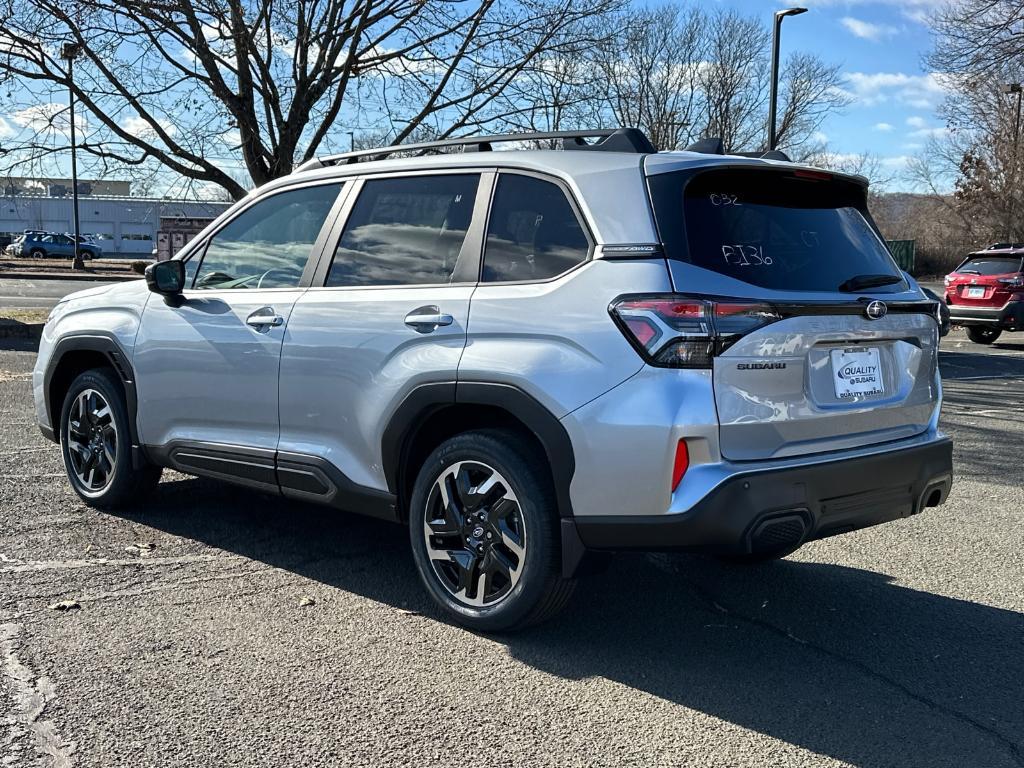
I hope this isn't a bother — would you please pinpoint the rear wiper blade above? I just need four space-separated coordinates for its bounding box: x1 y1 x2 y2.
958 269 980 275
837 274 904 292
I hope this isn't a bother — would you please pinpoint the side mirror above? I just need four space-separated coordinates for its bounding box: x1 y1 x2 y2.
145 260 185 296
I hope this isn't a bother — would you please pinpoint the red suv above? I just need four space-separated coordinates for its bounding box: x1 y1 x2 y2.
944 244 1024 343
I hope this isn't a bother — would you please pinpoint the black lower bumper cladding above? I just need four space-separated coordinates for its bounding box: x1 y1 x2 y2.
574 438 953 555
948 302 1024 330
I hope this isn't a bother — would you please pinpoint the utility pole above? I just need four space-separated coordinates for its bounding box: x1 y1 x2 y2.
768 8 807 151
1001 83 1022 242
61 42 84 270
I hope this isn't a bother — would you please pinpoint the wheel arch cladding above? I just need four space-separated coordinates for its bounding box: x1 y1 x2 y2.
45 334 139 446
382 382 577 523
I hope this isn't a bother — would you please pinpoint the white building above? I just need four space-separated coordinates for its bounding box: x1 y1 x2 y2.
0 194 231 258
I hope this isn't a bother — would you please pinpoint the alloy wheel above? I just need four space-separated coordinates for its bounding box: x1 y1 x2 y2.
422 460 527 608
66 388 118 494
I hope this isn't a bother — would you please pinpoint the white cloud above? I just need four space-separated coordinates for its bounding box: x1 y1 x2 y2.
120 116 177 139
840 72 949 108
795 1 941 27
873 122 894 131
812 130 829 143
9 103 85 135
840 16 898 41
0 116 14 139
905 115 927 128
908 125 949 139
880 155 912 169
901 8 932 24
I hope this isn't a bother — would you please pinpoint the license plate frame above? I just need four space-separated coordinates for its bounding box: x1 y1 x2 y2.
966 286 986 298
830 347 884 400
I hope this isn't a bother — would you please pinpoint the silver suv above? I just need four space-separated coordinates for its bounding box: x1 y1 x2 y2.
33 129 953 631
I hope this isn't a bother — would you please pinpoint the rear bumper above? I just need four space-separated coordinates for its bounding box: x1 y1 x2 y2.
947 300 1024 329
574 436 953 554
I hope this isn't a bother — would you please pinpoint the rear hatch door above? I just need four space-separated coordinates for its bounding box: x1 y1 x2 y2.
647 163 941 461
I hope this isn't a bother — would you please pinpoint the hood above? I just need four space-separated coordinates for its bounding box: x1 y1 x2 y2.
63 277 146 305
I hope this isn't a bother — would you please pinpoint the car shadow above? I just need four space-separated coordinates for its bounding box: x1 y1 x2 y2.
940 349 1024 380
110 475 1024 768
0 335 40 352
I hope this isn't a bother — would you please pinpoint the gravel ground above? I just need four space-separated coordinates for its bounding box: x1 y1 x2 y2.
1 330 1022 768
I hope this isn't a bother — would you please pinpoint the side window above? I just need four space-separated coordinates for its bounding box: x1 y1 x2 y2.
482 174 590 282
192 183 343 290
325 174 479 287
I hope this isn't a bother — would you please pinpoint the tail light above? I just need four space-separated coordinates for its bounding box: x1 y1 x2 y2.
610 295 781 368
997 276 1024 288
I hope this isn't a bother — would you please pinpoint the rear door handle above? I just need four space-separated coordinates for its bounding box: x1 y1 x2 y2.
404 305 454 333
246 307 285 328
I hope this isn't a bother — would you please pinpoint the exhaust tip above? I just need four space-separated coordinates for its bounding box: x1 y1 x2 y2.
748 512 808 555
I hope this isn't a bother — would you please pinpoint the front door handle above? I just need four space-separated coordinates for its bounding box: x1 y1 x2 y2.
246 307 285 328
404 305 454 333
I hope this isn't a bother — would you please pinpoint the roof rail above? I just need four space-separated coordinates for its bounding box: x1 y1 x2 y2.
986 242 1024 250
293 128 656 173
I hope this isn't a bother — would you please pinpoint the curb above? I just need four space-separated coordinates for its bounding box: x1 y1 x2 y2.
0 271 141 282
0 322 43 341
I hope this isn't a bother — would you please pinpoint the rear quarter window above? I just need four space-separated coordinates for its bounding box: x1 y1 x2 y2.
649 168 905 293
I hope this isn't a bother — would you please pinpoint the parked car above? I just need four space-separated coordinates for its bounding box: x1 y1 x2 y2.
32 128 953 631
10 231 102 260
943 244 1024 343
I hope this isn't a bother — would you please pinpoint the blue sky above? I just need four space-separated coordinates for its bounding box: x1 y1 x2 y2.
738 0 948 183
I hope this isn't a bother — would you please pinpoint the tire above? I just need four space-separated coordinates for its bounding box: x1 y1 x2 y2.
408 429 575 632
80 250 95 260
966 326 1002 344
28 248 45 259
59 368 161 509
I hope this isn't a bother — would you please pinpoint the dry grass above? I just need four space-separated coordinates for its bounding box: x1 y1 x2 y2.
0 308 48 325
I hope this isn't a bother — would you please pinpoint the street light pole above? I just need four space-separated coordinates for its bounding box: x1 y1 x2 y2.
768 7 807 152
61 42 84 270
1001 82 1022 242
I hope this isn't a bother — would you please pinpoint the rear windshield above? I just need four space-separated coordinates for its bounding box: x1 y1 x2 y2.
648 168 905 293
956 256 1023 276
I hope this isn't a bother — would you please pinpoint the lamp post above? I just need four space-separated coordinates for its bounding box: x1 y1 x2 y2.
768 7 807 151
1001 82 1022 242
61 41 84 270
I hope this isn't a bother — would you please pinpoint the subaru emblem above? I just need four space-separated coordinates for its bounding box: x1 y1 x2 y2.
865 300 887 320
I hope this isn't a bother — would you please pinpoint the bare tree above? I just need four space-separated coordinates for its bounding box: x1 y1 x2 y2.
808 149 895 192
590 5 706 151
581 6 848 153
928 0 1024 78
0 0 619 200
489 21 608 139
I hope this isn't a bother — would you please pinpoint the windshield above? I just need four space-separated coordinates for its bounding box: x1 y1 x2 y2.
648 168 905 293
956 256 1023 276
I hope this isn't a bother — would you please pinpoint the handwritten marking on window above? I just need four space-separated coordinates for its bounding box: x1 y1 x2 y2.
709 193 742 207
722 244 772 266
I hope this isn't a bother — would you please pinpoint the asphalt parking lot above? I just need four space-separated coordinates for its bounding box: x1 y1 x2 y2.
1 331 1022 768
